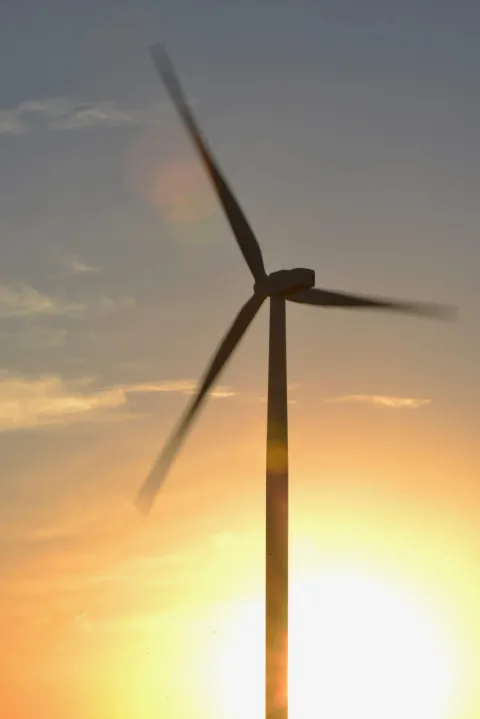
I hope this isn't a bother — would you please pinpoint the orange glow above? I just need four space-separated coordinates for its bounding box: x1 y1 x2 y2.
2 442 479 718
126 128 217 245
151 160 212 225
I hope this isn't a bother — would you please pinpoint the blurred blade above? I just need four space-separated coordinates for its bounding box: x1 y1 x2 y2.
151 43 266 281
288 287 457 320
135 292 265 515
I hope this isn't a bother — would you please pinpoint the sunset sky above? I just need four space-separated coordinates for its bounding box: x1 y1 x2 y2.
1 1 480 717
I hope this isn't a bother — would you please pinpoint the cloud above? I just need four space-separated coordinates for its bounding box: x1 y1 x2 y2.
0 283 83 319
51 101 135 131
123 379 235 398
0 375 125 432
56 255 101 277
123 379 197 394
326 394 431 409
0 97 139 137
209 388 236 398
0 375 236 432
0 283 135 319
0 112 24 136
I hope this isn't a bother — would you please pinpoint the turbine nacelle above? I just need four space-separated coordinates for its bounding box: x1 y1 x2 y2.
254 268 316 297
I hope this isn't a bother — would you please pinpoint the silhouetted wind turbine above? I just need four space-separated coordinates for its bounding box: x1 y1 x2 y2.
135 44 456 719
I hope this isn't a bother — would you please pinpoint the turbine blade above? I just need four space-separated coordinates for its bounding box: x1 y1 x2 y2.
150 43 266 282
288 287 457 320
135 292 265 515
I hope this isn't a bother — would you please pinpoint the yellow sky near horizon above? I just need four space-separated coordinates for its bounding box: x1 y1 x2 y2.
2 395 480 718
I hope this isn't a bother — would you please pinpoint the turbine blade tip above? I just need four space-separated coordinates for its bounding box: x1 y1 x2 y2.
428 305 458 321
150 42 173 70
134 492 153 517
150 41 166 57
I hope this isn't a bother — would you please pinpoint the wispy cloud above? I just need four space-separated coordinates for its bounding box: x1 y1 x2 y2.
122 379 235 398
0 375 125 432
0 375 236 432
123 379 197 394
55 255 101 278
0 283 82 319
0 97 139 137
209 387 236 398
0 283 135 319
326 394 431 409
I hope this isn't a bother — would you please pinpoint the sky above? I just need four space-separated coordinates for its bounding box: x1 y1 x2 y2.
1 1 480 717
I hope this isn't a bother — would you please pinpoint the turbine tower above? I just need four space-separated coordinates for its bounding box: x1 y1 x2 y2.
135 45 455 719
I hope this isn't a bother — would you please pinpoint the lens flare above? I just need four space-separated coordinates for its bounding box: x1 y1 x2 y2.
127 121 219 247
152 160 213 230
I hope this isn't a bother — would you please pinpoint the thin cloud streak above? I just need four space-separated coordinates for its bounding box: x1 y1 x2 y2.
0 95 201 138
0 375 125 432
0 283 84 319
0 375 236 432
326 394 432 409
122 379 235 398
0 97 139 136
55 255 101 277
0 283 135 319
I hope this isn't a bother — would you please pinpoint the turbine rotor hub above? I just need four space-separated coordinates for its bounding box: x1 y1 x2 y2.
254 268 315 297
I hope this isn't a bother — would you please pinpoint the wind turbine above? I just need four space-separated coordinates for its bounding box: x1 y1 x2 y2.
135 44 455 719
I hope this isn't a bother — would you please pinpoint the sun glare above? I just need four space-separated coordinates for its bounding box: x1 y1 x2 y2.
204 562 466 719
